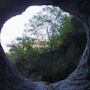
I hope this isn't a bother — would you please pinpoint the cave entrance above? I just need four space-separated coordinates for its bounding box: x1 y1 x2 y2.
1 5 85 83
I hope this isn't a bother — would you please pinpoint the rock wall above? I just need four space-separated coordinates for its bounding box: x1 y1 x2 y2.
0 0 90 90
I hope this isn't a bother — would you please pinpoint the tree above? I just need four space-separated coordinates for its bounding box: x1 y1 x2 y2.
24 6 72 52
7 6 74 82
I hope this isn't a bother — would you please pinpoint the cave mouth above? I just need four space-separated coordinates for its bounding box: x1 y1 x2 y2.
1 5 86 83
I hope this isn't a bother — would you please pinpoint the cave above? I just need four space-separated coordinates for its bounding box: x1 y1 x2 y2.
0 0 90 90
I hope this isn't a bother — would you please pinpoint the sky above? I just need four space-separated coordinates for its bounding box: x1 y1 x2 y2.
1 6 43 52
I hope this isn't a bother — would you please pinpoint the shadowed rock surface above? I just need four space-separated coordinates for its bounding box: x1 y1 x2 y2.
0 0 90 90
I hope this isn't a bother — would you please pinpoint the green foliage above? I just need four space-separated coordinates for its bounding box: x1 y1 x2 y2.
24 6 72 51
6 6 86 83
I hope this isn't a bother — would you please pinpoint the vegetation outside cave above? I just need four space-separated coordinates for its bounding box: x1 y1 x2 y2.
6 6 86 83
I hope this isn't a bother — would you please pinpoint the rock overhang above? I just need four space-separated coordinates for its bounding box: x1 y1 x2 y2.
0 0 90 89
0 0 90 32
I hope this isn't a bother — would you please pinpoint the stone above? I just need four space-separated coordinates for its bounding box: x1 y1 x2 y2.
0 0 90 90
